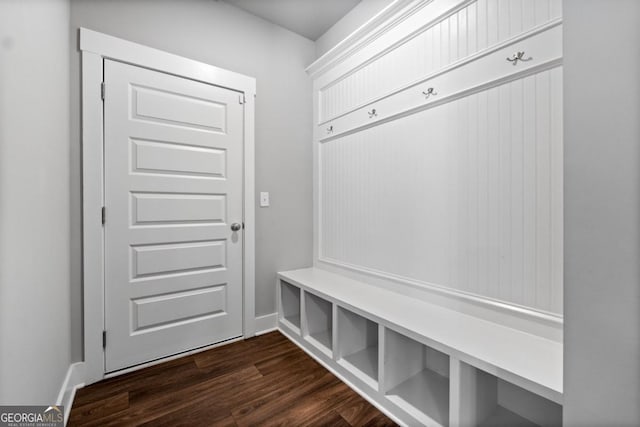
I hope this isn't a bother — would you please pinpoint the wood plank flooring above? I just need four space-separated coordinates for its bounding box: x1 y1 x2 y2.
69 331 396 426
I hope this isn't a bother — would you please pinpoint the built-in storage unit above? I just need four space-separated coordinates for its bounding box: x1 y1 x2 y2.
303 292 333 355
277 269 563 426
384 329 450 426
310 0 564 319
279 280 301 333
280 0 564 424
451 360 562 427
337 307 379 388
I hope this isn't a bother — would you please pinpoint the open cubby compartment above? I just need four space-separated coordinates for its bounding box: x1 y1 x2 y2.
336 307 379 389
383 328 450 426
303 292 333 356
451 361 562 427
279 280 301 333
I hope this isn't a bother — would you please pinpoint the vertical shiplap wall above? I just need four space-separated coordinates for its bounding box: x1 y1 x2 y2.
319 0 562 123
317 0 563 315
320 68 562 314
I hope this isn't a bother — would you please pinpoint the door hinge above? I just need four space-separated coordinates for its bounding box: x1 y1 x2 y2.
101 206 105 225
102 331 107 349
101 82 105 101
239 94 246 105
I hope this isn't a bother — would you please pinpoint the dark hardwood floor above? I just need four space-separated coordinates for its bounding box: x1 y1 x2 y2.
69 331 396 426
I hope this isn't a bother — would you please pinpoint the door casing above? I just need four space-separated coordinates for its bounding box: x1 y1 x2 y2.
80 28 256 385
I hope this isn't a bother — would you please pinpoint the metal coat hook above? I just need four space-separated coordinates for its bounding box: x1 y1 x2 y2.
327 125 334 134
422 87 438 99
506 51 532 65
368 108 377 118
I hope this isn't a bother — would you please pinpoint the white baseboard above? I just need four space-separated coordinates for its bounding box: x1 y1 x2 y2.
56 362 85 426
255 312 278 335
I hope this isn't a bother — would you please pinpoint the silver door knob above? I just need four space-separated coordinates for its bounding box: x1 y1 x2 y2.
230 223 242 232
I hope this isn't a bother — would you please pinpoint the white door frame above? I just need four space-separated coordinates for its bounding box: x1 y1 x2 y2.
80 28 256 384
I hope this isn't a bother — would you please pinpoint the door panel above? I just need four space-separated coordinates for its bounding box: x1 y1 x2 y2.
131 193 226 225
104 59 243 372
132 285 227 331
131 139 226 178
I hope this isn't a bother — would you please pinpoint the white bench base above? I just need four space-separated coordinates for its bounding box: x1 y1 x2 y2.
277 268 562 427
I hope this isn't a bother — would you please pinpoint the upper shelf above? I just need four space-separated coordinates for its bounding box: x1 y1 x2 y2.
278 267 562 403
316 21 562 141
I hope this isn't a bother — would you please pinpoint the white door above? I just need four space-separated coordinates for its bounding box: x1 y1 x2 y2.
103 59 244 372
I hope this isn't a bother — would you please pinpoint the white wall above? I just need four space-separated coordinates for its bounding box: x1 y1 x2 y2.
315 0 394 58
0 0 72 404
69 0 315 360
563 0 640 425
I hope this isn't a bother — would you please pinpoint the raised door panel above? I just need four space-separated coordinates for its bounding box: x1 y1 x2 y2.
132 286 227 331
131 193 226 225
132 139 226 178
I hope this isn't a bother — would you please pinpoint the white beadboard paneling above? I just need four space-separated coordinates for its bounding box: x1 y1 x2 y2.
467 92 479 296
458 7 468 59
485 0 497 51
316 23 562 143
549 0 561 20
523 74 537 307
535 0 550 26
510 0 523 37
498 83 512 302
535 70 551 311
441 14 451 65
549 66 563 314
477 0 488 51
497 0 510 42
319 0 562 124
510 78 525 305
487 86 500 300
523 0 535 30
319 68 563 314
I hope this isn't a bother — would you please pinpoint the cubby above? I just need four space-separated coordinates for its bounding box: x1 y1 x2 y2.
303 292 333 355
384 328 450 426
451 361 562 427
337 307 379 388
279 281 301 333
278 267 563 427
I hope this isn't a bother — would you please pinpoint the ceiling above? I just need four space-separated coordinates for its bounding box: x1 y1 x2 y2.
222 0 361 41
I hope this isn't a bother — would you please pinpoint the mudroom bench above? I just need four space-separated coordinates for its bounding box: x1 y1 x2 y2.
277 268 562 427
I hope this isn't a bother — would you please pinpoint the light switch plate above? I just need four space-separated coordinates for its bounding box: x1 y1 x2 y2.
260 192 270 207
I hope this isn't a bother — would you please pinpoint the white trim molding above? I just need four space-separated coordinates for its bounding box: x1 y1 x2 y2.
306 0 425 78
80 28 256 385
317 258 563 338
255 313 278 335
56 362 85 426
316 18 562 130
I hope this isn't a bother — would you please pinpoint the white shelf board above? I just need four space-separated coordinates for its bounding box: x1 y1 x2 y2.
278 268 562 402
282 315 301 333
387 369 449 427
308 330 332 352
339 345 378 388
479 406 539 427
